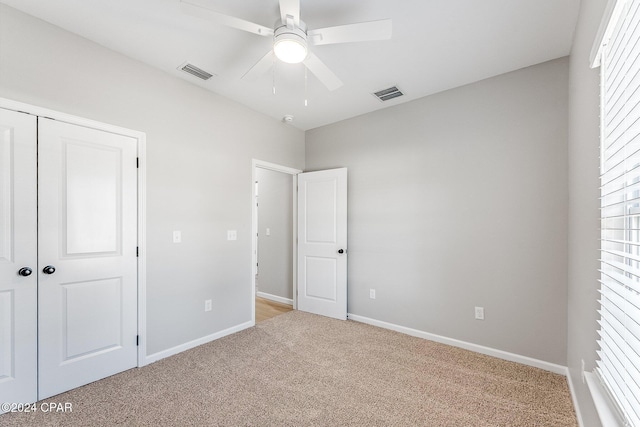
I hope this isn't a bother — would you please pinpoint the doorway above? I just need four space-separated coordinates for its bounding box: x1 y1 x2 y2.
251 160 301 323
251 161 349 323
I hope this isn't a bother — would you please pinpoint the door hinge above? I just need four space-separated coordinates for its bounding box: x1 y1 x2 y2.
136 157 139 168
136 247 139 257
136 335 139 346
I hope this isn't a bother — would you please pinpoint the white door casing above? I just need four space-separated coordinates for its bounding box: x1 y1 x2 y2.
297 168 347 320
37 118 138 399
251 159 301 319
0 109 38 409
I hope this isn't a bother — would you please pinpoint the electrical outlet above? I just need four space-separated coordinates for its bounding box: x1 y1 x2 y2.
204 299 212 312
475 306 485 320
227 230 237 241
369 289 376 299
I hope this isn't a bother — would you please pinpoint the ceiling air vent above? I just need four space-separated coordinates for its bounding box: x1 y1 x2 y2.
373 86 404 102
178 62 214 81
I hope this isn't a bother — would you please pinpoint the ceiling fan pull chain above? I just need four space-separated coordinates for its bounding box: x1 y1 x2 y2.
304 66 308 107
272 55 277 95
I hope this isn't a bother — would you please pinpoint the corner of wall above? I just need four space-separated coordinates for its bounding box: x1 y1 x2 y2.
566 0 609 425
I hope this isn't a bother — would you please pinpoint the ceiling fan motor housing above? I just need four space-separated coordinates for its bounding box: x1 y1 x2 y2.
273 19 308 63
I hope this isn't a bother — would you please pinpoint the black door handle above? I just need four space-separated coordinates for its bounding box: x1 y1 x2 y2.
43 265 56 275
337 249 345 254
18 267 33 277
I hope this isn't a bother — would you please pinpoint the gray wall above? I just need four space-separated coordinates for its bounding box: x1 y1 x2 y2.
256 168 293 300
306 58 569 365
0 4 305 355
566 0 607 425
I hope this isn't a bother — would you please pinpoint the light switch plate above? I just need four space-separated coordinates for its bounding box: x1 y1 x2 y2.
173 230 181 243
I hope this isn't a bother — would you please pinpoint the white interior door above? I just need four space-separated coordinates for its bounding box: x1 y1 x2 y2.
297 168 347 320
38 118 138 399
0 109 37 410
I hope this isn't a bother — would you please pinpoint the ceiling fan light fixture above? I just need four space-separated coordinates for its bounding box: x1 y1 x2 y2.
273 23 308 64
274 38 307 63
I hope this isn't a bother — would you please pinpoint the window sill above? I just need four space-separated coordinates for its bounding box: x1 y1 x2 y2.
585 371 624 427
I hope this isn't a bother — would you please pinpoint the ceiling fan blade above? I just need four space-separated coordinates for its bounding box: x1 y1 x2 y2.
242 51 275 81
308 19 392 46
180 0 274 37
279 0 300 26
303 53 343 91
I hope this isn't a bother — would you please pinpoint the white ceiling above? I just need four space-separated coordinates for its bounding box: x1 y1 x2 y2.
3 0 580 130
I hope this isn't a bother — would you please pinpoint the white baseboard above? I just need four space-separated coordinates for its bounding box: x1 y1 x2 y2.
256 291 293 306
143 320 254 365
567 369 586 427
347 313 567 375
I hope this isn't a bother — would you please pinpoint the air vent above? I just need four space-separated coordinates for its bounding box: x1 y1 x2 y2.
178 62 214 81
373 86 404 102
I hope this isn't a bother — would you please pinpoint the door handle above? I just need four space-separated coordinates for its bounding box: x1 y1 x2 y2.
18 267 33 277
42 265 56 275
337 249 346 254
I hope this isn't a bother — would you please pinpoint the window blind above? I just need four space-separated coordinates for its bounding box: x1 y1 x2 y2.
599 0 640 425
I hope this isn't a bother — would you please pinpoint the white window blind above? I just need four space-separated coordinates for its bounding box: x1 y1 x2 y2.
599 0 640 425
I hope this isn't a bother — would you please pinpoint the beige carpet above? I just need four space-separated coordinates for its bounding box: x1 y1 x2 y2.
1 311 577 426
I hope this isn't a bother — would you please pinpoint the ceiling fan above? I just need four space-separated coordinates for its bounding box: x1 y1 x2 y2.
180 0 392 91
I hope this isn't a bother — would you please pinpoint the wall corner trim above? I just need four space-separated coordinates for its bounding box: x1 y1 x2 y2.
346 313 567 375
143 320 254 366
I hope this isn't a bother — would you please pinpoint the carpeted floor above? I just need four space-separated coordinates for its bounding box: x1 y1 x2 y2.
1 311 577 426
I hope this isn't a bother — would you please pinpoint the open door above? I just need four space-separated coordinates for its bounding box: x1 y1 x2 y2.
297 168 347 320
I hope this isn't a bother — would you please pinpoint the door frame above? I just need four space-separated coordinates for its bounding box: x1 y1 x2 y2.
0 97 148 367
251 159 301 323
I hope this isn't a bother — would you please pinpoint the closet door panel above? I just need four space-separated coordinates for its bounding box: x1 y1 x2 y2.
0 108 37 410
37 118 138 400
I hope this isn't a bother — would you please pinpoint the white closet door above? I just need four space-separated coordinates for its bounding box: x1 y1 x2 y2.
37 118 138 399
0 109 37 410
